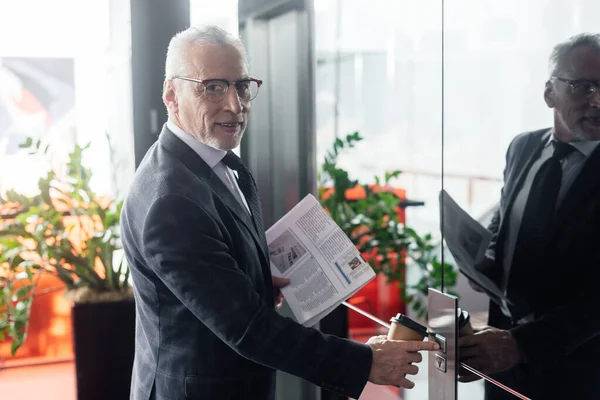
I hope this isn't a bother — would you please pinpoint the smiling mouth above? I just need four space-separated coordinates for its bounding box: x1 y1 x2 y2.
216 122 242 128
582 117 600 128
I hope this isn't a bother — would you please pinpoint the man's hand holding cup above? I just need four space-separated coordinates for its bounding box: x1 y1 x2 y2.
366 313 439 389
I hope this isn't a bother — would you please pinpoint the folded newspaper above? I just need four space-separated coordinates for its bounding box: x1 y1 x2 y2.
266 194 376 326
439 190 510 306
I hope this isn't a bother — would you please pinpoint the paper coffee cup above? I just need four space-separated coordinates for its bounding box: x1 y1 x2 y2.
387 313 428 341
458 308 474 336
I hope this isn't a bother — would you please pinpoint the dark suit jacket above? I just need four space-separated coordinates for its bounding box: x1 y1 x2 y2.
484 128 600 399
120 126 372 400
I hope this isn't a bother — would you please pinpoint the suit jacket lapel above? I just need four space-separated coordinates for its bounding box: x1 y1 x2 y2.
158 127 270 264
207 172 272 272
555 144 600 228
498 129 552 243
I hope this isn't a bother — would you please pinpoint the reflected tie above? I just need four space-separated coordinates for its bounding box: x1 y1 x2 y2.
221 151 264 235
515 140 575 253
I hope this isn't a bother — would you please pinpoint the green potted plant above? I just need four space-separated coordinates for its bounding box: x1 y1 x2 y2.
0 137 134 399
318 132 457 320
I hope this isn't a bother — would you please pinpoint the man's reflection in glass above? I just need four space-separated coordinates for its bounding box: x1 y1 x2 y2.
460 33 600 399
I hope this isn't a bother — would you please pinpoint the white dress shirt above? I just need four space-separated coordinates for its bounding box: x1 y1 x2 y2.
166 119 250 214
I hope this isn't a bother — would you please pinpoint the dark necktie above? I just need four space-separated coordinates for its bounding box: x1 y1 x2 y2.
221 151 264 235
515 140 575 253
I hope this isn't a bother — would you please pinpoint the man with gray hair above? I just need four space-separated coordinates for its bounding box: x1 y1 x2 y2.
121 25 438 400
460 33 600 399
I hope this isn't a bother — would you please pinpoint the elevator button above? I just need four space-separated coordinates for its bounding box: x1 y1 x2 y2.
434 334 447 353
435 354 447 373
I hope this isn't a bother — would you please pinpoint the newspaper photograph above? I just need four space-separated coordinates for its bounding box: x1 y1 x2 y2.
439 190 507 305
266 194 375 326
269 229 309 275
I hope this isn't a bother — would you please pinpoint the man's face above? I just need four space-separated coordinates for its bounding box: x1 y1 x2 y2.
164 44 250 150
545 45 600 141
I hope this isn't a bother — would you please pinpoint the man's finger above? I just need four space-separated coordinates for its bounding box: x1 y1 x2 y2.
405 364 419 376
272 276 290 288
405 351 423 364
399 376 416 389
403 340 440 352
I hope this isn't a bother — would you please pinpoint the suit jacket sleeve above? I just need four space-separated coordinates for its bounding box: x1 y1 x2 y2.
485 137 517 262
142 193 372 398
484 209 500 261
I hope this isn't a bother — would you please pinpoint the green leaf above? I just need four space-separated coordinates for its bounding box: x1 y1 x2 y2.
11 339 24 356
5 189 32 206
18 137 33 149
25 267 34 281
384 170 402 183
13 285 35 302
39 178 53 205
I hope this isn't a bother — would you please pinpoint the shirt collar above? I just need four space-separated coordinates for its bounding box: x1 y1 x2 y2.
546 129 600 158
166 119 226 168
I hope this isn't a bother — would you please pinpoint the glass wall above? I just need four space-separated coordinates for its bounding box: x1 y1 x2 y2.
443 0 600 398
315 0 600 398
443 0 599 218
315 0 443 238
315 0 445 398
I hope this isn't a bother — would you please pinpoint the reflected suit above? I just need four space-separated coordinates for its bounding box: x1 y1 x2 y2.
484 127 600 399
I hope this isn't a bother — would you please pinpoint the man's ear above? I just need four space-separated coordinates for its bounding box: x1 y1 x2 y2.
163 80 178 113
544 80 555 108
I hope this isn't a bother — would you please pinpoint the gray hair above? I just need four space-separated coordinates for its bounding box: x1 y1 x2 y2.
548 33 600 77
165 25 248 81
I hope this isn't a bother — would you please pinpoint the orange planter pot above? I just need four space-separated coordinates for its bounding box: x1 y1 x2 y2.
0 273 73 363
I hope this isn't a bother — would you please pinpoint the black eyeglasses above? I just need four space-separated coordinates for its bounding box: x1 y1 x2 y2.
173 76 263 102
553 76 599 98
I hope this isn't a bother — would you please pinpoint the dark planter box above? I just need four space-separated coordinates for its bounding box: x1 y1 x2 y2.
72 300 135 400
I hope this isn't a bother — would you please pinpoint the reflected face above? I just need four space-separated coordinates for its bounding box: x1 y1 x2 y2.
163 44 250 150
545 45 600 141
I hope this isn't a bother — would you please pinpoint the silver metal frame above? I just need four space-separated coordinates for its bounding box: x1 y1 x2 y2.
239 0 316 229
428 288 458 400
